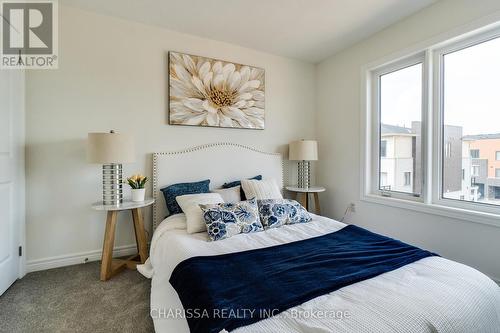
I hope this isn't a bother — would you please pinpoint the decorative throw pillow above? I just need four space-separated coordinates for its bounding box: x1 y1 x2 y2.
176 193 225 234
200 198 264 241
160 179 210 215
258 199 312 229
222 175 262 200
241 178 283 200
212 186 241 203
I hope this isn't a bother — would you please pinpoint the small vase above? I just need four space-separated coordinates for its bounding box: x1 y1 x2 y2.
131 188 146 202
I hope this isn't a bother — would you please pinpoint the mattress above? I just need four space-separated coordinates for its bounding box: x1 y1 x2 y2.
139 214 500 333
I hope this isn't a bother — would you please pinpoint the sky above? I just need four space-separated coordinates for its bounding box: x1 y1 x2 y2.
380 36 500 136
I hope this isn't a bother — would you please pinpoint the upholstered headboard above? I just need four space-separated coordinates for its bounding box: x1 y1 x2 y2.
152 142 284 229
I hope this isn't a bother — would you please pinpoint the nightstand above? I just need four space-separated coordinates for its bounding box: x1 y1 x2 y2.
285 186 325 214
92 199 154 281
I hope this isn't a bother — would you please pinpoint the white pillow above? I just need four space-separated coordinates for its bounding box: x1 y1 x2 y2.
176 193 224 234
241 179 283 200
212 185 241 203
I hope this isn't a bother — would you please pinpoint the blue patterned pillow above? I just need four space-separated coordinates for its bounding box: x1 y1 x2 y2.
258 199 312 229
161 180 210 215
222 175 262 200
200 198 264 241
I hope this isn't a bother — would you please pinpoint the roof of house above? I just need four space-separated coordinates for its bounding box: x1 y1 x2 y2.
381 124 413 135
463 133 500 140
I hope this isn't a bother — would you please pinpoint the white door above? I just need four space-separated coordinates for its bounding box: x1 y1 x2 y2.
0 69 25 296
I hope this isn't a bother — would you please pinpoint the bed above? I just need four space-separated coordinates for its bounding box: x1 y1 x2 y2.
139 143 500 333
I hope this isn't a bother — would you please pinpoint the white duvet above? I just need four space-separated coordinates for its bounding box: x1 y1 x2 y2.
139 214 500 333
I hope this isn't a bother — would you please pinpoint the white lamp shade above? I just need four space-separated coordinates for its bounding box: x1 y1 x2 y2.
289 140 318 161
87 132 135 164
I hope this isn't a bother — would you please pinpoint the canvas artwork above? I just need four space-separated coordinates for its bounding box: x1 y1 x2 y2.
168 52 265 129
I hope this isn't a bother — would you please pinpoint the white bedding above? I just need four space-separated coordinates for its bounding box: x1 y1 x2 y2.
139 214 500 333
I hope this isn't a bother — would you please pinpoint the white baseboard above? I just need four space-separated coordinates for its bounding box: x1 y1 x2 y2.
26 244 138 273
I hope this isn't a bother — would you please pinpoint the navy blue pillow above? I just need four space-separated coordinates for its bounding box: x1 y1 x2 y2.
222 175 262 200
161 179 210 215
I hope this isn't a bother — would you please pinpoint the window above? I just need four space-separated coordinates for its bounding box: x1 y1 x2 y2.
364 24 500 222
472 165 480 177
375 59 423 197
441 34 500 206
444 142 452 158
380 140 387 157
404 172 411 186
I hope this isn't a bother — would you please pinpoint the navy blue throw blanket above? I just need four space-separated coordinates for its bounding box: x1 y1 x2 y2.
169 225 437 333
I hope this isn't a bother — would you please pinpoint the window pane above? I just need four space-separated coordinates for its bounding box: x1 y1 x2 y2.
442 36 500 205
380 140 387 157
379 63 422 195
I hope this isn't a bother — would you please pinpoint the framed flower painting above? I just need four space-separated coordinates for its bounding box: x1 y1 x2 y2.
168 52 265 129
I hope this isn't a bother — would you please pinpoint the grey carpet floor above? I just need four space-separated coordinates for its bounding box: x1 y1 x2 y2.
0 261 154 333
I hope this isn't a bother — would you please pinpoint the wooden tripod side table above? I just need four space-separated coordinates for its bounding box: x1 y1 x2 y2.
92 199 154 281
285 186 325 214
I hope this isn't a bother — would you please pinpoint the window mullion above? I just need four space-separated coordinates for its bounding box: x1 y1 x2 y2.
422 49 433 205
431 47 443 206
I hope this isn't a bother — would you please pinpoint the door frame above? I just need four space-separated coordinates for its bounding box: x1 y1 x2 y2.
15 70 26 278
4 69 26 281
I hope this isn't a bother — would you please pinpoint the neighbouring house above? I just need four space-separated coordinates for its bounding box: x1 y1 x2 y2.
382 122 500 203
462 134 500 201
380 122 462 196
380 124 417 193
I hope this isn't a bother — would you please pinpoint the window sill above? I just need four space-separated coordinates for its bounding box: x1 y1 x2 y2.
361 193 500 229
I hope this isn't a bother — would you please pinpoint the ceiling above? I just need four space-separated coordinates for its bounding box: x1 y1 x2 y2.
63 0 437 63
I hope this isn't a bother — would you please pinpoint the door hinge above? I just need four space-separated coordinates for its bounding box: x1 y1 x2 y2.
18 246 22 256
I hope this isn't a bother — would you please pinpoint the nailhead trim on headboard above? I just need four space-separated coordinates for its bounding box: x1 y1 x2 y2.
152 142 284 230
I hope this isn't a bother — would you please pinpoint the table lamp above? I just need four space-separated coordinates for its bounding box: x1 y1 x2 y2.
87 130 135 206
289 140 318 189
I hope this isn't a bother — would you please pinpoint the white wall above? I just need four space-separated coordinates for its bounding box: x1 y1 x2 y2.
25 6 316 268
317 0 500 280
26 1 500 281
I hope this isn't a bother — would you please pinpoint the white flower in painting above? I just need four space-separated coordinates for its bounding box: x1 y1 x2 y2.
169 52 265 129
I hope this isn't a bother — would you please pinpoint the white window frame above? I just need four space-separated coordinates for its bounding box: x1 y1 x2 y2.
368 52 427 202
432 27 500 215
361 18 500 228
496 151 500 161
